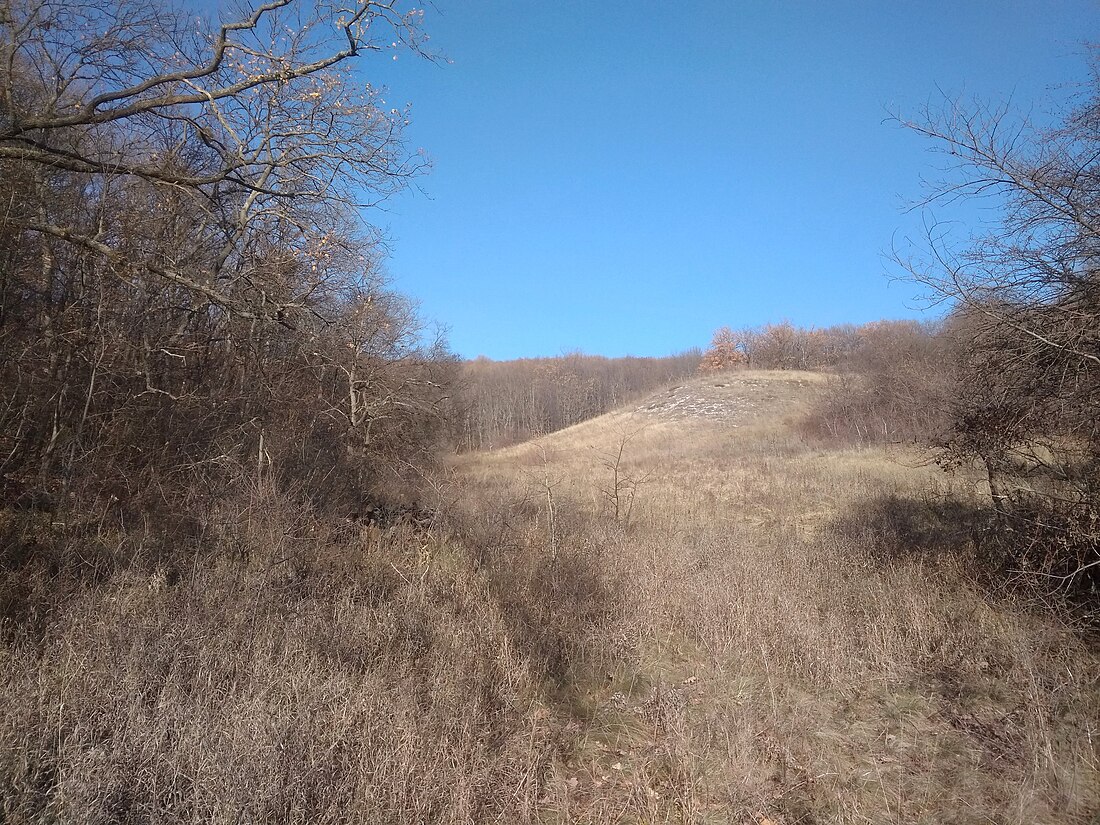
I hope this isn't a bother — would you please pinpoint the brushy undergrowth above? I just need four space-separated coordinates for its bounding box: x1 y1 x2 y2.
0 485 609 824
3 372 1099 824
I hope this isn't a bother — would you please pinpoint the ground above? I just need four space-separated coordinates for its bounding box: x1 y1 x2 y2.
2 371 1097 823
452 370 1100 824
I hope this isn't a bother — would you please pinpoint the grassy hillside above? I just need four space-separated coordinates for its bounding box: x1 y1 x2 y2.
3 371 1097 823
451 370 1100 822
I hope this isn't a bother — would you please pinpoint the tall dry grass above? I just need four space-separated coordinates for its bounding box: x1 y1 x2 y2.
0 484 585 823
2 371 1098 823
451 371 1100 823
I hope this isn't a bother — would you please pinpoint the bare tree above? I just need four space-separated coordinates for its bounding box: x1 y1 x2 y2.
1 0 427 318
894 59 1100 592
0 0 448 517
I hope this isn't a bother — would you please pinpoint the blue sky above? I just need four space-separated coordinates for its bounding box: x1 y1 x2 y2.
365 1 1097 359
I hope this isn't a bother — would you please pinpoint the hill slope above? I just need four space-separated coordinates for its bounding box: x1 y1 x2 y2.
453 370 1100 823
4 371 1095 823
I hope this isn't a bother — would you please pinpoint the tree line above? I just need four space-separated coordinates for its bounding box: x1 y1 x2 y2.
446 351 700 451
697 318 944 374
0 0 450 522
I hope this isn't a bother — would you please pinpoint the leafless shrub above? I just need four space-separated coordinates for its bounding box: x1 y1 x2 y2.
891 57 1100 600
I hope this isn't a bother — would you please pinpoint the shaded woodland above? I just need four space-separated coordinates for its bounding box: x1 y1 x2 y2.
0 0 452 524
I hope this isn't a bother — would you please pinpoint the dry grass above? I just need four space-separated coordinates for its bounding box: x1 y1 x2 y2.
0 489 567 824
451 370 1100 823
2 370 1098 823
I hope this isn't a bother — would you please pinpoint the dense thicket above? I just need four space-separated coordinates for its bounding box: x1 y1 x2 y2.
447 351 700 451
0 0 449 522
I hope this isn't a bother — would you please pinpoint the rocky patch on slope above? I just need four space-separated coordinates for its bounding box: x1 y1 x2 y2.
637 374 819 426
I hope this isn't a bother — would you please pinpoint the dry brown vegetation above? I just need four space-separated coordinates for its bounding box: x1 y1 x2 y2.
0 0 453 525
1 487 556 822
445 371 1100 822
3 1 1098 821
6 371 1098 823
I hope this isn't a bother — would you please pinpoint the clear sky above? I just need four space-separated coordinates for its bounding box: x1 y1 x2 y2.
365 1 1098 360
